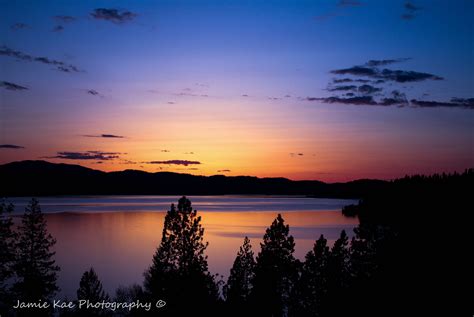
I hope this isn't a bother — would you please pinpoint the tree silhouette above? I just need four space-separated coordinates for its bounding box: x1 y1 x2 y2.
76 267 109 316
13 198 60 315
291 234 330 317
224 236 255 315
114 284 145 316
251 214 299 317
0 201 16 314
143 196 220 315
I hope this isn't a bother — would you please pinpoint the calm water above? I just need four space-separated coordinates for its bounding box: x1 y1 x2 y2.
8 196 358 299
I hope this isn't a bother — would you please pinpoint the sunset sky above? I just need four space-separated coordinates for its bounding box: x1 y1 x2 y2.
1 0 473 181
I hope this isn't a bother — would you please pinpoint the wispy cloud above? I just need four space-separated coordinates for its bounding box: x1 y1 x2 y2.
0 45 81 73
402 1 422 20
53 15 76 23
91 8 137 24
83 134 125 139
0 144 25 149
52 25 64 32
411 98 474 109
145 160 201 166
1 81 28 91
217 169 231 173
47 151 122 160
11 23 29 31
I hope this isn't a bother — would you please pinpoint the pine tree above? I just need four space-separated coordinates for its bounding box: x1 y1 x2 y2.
0 201 16 313
292 234 330 317
13 199 60 305
143 196 219 315
76 267 109 316
251 214 298 317
224 236 255 314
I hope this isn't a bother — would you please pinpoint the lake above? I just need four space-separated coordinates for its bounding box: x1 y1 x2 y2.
8 196 359 299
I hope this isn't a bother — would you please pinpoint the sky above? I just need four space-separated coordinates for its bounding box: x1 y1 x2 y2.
0 0 473 181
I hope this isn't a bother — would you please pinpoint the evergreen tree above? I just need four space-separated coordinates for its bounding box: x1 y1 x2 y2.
143 196 219 315
224 236 255 314
0 201 16 314
114 284 145 317
76 267 109 316
251 214 298 317
13 199 60 303
291 234 330 317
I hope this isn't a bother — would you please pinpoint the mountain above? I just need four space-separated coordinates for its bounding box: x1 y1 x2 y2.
0 160 388 197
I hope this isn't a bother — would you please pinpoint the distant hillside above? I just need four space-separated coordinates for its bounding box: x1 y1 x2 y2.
0 160 388 197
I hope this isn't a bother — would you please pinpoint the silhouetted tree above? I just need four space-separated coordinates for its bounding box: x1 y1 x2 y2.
114 284 145 316
251 214 299 317
143 196 220 315
76 267 109 316
0 201 16 314
224 236 255 315
13 199 60 316
291 234 330 317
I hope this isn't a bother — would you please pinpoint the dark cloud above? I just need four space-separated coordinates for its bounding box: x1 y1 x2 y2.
145 160 201 166
333 78 354 83
327 85 357 92
402 2 421 20
53 15 76 23
1 81 28 91
217 169 231 173
52 25 64 32
289 153 304 157
91 8 137 24
0 144 25 149
242 94 249 97
0 45 81 73
365 58 410 67
411 98 474 109
87 89 100 96
401 14 415 20
379 69 443 83
338 0 362 7
358 84 382 94
306 96 378 106
379 90 409 106
331 62 442 83
83 134 125 139
161 150 170 152
11 23 29 31
405 2 421 12
331 66 378 77
48 151 122 160
284 94 292 98
167 101 175 104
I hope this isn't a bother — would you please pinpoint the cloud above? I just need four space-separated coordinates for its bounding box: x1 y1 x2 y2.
289 153 304 157
184 152 194 155
242 94 249 97
48 151 122 160
379 90 408 106
87 89 100 96
0 45 81 73
1 81 28 91
402 1 422 20
91 8 137 24
145 160 201 166
331 62 442 83
0 144 25 149
331 66 378 77
217 169 231 173
53 15 76 23
327 85 357 92
365 58 411 67
52 25 64 32
161 150 170 152
358 84 382 94
83 134 125 139
411 98 474 109
306 96 378 106
405 2 421 12
337 0 362 7
11 23 29 31
167 101 175 104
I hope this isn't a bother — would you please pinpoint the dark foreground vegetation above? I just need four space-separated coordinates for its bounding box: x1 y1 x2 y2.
0 169 472 316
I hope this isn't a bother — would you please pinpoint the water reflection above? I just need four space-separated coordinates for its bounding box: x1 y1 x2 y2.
40 210 358 298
